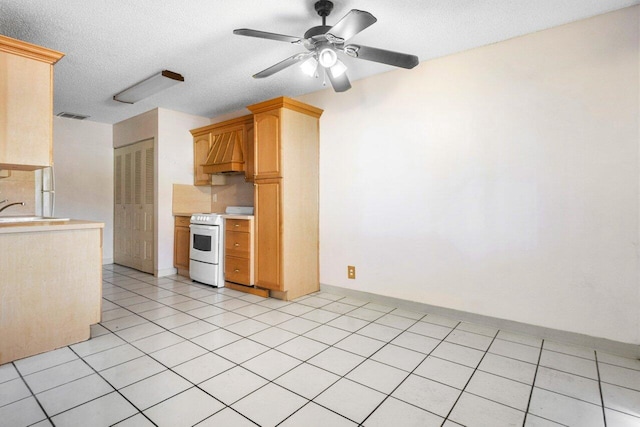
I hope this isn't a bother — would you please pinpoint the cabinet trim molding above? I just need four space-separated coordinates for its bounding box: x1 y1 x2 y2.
0 34 64 64
247 96 324 118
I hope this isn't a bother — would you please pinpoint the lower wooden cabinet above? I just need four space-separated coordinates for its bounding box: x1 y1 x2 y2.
224 218 254 286
254 179 280 291
174 216 190 276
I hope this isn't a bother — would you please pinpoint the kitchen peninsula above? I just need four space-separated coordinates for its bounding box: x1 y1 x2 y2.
0 219 104 364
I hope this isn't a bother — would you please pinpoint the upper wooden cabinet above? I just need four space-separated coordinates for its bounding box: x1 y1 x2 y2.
190 115 253 185
0 35 64 170
247 97 323 300
253 111 281 180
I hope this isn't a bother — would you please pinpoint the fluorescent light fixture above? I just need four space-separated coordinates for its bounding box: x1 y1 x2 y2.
113 70 184 104
300 56 319 77
330 59 347 78
318 48 337 68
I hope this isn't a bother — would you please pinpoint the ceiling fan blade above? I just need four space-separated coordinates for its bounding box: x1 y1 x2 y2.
253 53 311 79
327 70 351 92
344 44 419 69
233 29 302 44
326 10 376 43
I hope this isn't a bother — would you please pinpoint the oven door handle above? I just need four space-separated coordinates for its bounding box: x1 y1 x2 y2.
190 224 219 231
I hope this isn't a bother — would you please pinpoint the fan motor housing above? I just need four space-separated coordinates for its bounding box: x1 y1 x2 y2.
314 0 334 17
304 25 332 39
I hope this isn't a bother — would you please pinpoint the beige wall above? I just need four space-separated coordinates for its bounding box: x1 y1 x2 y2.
299 6 640 345
53 117 114 263
0 170 36 216
114 108 209 276
157 108 210 274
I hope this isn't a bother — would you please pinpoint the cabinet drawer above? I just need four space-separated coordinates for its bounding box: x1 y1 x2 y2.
175 216 191 227
226 218 250 233
225 256 251 285
225 230 250 258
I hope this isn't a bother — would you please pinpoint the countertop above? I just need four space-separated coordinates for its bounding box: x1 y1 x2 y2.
222 214 254 220
0 219 105 234
174 213 254 220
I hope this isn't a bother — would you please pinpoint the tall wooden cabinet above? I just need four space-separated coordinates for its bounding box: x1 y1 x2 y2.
0 35 64 170
114 139 155 274
247 97 323 300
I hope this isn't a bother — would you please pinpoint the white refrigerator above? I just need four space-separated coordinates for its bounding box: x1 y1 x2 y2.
35 166 55 217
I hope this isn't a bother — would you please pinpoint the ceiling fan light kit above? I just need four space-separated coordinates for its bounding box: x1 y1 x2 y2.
300 56 319 77
233 0 419 93
318 47 338 68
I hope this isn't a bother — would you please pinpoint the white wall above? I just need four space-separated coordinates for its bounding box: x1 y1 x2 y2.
53 116 114 263
113 108 209 276
299 6 640 345
157 108 209 275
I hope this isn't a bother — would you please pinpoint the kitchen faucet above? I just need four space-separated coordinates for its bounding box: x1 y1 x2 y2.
0 201 25 213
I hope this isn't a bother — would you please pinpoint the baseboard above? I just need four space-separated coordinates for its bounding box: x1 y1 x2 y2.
320 283 640 359
156 267 178 278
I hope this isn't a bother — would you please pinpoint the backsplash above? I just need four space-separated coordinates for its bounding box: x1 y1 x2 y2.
211 174 254 212
0 170 36 216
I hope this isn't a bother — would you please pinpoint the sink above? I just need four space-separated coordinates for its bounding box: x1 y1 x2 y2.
0 216 70 223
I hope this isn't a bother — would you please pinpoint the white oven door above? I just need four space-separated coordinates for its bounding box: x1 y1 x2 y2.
189 224 220 264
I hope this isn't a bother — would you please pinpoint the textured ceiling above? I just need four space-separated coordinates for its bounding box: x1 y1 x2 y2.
0 0 638 124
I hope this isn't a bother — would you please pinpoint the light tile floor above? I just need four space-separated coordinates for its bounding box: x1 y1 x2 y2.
2 264 639 427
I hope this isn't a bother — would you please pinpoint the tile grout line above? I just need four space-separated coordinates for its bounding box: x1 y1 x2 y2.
108 269 531 421
250 307 424 425
441 329 501 424
66 345 159 426
108 271 536 425
359 320 464 425
272 306 429 426
110 267 640 421
9 361 54 426
595 351 607 427
82 273 265 423
235 299 431 424
521 338 544 427
101 270 384 425
70 321 247 426
19 266 619 426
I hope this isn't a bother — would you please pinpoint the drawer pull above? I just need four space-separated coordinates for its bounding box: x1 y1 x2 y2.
234 269 240 273
234 242 240 247
234 224 240 227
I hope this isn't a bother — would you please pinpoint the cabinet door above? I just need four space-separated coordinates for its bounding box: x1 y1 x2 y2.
0 51 52 169
254 179 281 290
244 123 255 182
174 225 190 270
253 111 280 179
193 133 211 186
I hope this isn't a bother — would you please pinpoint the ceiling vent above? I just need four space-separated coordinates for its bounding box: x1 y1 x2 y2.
56 112 90 120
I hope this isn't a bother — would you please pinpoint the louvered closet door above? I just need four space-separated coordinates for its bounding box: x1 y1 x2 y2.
113 151 127 266
114 139 155 274
139 143 154 273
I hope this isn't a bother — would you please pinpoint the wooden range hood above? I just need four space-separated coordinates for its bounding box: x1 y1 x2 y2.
202 127 244 174
191 115 253 178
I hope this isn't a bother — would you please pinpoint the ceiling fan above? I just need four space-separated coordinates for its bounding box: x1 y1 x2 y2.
233 0 419 92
